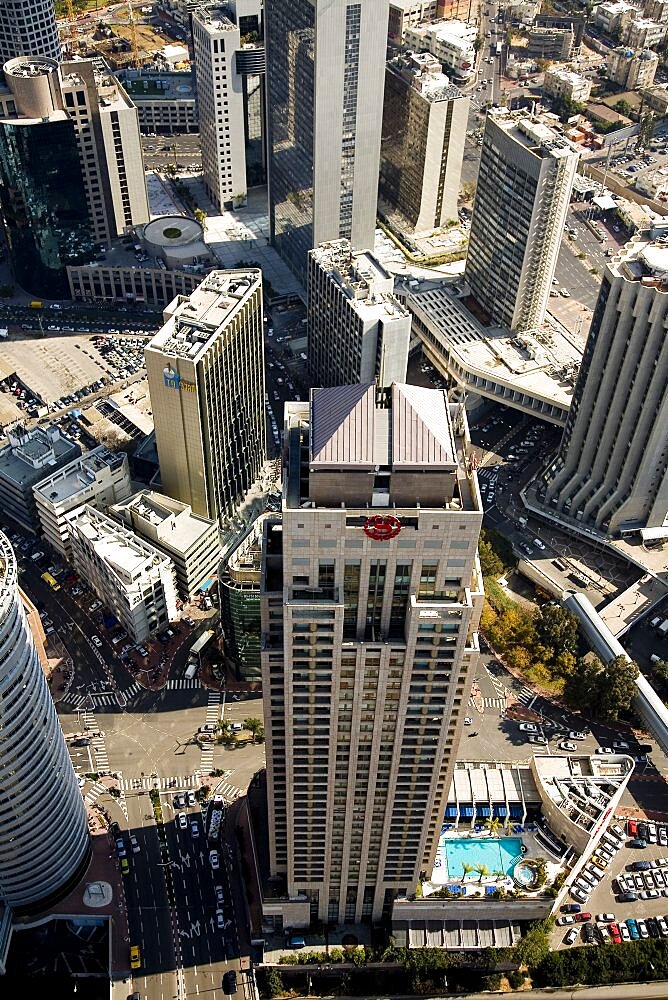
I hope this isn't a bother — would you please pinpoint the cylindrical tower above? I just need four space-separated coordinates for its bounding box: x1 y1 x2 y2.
2 56 63 120
0 530 90 912
0 0 61 65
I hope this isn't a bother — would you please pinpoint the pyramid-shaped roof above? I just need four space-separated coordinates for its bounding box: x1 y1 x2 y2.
391 383 456 469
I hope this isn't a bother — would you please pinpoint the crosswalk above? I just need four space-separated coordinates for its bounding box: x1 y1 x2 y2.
200 692 221 774
516 686 536 708
119 774 201 791
121 682 143 700
481 696 506 711
166 678 202 690
85 780 107 806
215 780 243 802
83 712 110 772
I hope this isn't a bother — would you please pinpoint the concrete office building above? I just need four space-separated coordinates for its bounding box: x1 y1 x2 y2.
0 424 81 533
261 382 485 925
33 447 131 559
70 505 178 643
540 236 668 540
543 66 592 103
265 0 388 282
307 240 411 389
403 20 477 83
465 111 579 332
0 530 90 911
0 56 148 295
109 490 220 601
380 52 468 232
145 270 266 522
388 0 440 41
0 0 61 64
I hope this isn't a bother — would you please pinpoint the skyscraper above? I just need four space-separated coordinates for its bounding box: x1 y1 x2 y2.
145 270 266 522
0 56 149 296
307 239 411 389
0 0 61 64
192 3 251 211
540 236 668 538
380 52 469 232
0 530 90 911
261 382 484 924
465 111 579 331
265 0 389 282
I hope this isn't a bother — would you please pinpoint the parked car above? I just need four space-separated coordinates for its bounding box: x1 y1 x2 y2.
557 915 575 926
596 913 615 923
178 813 188 830
629 839 648 850
564 927 578 945
575 912 592 923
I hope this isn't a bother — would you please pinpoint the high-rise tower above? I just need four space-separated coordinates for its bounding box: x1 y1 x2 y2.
465 111 579 332
261 383 484 924
540 236 668 538
145 270 266 522
0 530 90 911
265 0 389 283
0 0 61 64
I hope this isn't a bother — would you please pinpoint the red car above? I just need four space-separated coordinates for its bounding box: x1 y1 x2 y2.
575 912 592 923
609 922 622 944
627 819 638 837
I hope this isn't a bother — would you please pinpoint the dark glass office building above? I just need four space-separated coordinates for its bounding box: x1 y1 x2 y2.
0 117 95 298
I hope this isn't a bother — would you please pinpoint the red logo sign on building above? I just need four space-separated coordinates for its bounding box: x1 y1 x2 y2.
363 514 401 541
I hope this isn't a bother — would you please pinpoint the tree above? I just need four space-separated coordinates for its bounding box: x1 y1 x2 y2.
462 862 474 880
461 180 477 203
475 863 490 883
514 919 552 968
473 34 484 52
493 869 505 883
194 207 208 230
243 717 265 743
533 604 579 658
614 99 633 117
479 535 503 578
563 654 603 711
597 655 638 721
485 816 502 837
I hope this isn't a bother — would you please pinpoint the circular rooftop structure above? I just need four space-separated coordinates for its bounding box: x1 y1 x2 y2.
2 55 59 78
143 215 204 250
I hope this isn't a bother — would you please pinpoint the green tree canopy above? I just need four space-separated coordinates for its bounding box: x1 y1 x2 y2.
533 603 579 657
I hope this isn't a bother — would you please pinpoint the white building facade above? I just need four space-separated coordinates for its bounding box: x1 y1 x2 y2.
70 506 178 642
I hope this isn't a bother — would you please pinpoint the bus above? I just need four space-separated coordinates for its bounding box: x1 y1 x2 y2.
41 571 60 591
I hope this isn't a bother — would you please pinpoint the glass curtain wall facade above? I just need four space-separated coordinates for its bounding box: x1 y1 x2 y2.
0 118 95 298
265 0 315 280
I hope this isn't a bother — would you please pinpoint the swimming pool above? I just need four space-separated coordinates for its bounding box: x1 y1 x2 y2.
441 836 524 880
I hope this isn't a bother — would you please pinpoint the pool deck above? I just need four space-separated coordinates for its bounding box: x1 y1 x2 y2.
426 828 562 896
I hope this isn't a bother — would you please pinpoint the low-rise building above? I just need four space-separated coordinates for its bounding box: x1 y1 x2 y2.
640 82 668 111
593 0 637 36
380 52 469 231
68 264 204 307
526 25 574 60
33 447 131 558
607 45 658 88
70 505 178 642
623 15 666 47
388 0 440 41
634 165 668 197
543 66 593 102
108 490 220 601
0 425 81 532
644 0 668 22
404 19 477 82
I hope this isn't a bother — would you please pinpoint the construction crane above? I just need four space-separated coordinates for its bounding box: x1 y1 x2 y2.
127 1 140 69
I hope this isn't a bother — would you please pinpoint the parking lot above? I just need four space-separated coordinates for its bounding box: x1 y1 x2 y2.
557 819 668 949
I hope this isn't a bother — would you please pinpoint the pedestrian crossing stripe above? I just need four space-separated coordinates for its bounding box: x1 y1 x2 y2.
119 774 201 791
165 679 202 690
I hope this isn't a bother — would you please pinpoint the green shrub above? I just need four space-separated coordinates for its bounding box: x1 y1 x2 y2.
507 970 525 989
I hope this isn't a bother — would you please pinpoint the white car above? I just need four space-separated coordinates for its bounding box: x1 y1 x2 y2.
559 741 577 752
533 538 546 550
637 918 649 938
595 746 614 754
556 915 575 925
91 635 102 648
464 716 473 725
596 913 615 923
178 813 188 830
130 836 140 854
612 739 629 750
209 850 220 870
528 734 548 745
519 723 539 733
568 731 586 741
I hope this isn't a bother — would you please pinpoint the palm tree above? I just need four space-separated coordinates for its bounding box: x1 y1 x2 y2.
462 862 475 881
493 869 505 883
485 816 501 837
475 863 490 883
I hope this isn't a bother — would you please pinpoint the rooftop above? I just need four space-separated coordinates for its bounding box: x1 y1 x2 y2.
192 3 237 32
0 425 80 488
109 489 217 552
387 51 466 102
488 109 580 162
310 240 409 323
407 18 478 44
33 447 127 506
72 505 172 583
309 383 458 471
403 281 582 411
146 269 261 363
610 234 668 285
120 70 195 102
